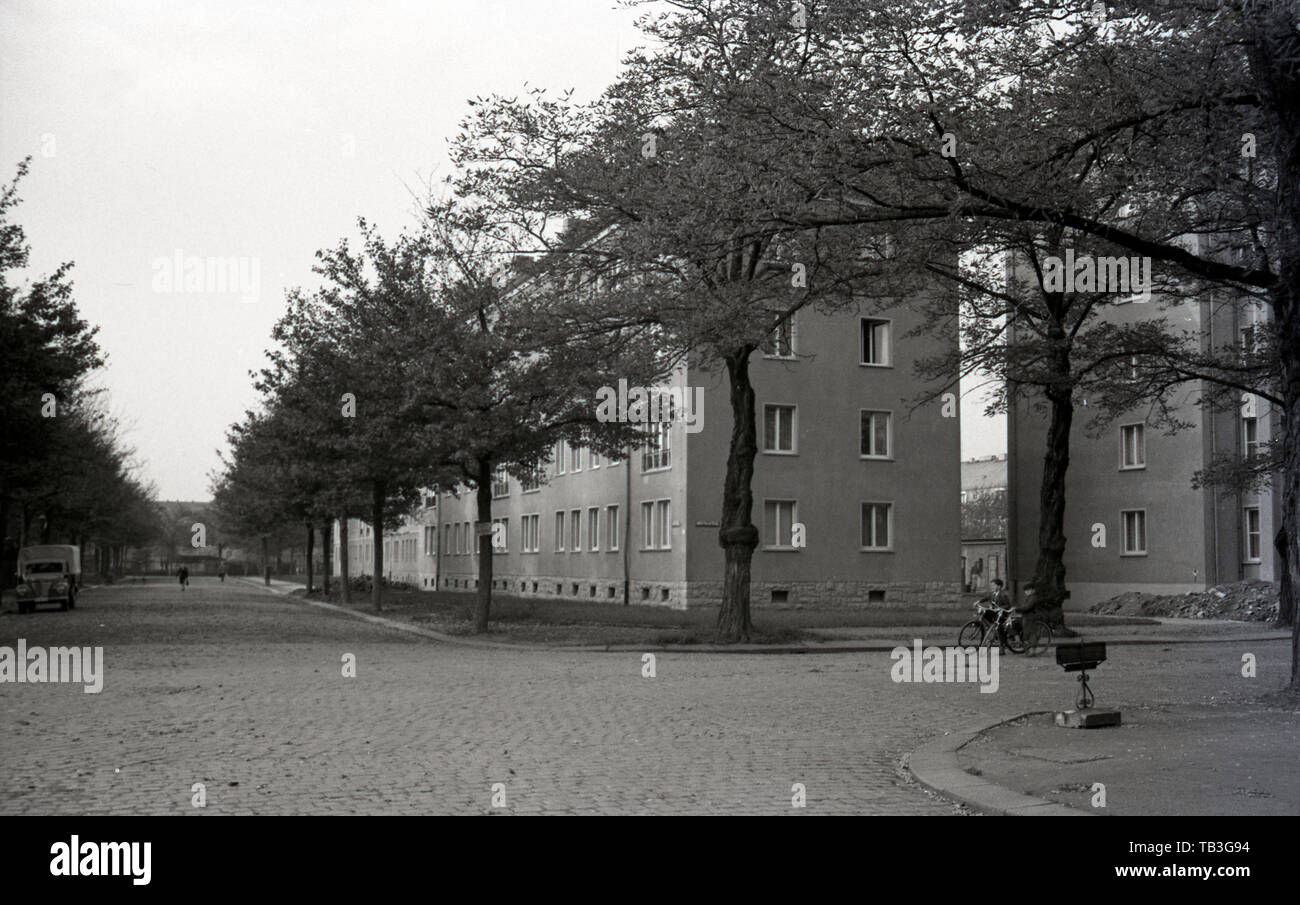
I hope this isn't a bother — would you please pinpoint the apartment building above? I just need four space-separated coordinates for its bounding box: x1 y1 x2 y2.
1007 288 1281 610
338 298 962 609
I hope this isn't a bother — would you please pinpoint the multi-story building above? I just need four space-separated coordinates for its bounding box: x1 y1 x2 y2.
1007 286 1281 610
338 299 963 609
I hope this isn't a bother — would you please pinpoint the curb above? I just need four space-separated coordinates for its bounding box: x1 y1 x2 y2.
907 713 1088 816
234 578 533 651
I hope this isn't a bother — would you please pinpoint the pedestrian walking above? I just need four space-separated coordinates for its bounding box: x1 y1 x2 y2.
178 566 189 590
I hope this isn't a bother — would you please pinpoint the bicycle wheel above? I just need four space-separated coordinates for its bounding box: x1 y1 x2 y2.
957 621 984 648
1023 620 1052 657
1004 619 1029 654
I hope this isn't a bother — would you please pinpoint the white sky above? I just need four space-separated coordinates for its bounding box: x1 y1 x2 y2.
1 0 1004 499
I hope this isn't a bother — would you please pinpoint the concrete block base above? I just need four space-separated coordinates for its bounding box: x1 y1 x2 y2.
1055 709 1122 729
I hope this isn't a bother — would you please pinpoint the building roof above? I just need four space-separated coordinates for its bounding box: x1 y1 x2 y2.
961 455 1006 492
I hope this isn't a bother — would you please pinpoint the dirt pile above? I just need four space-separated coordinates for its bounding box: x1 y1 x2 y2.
1090 580 1280 622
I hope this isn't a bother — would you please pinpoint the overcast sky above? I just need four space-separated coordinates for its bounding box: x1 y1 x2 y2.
1 0 1004 501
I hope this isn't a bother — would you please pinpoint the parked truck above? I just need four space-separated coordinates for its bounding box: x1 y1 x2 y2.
15 545 81 614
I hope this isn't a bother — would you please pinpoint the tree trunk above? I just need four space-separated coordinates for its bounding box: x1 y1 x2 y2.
322 520 332 597
305 522 315 594
1242 0 1300 692
339 517 351 605
261 535 269 585
1029 346 1077 636
372 481 385 611
716 346 759 642
1276 280 1300 689
474 458 494 634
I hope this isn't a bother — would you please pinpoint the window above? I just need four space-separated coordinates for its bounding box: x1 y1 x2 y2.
642 421 671 471
641 499 671 550
491 465 510 499
591 453 601 469
860 318 891 366
570 509 581 552
520 465 542 493
763 500 798 549
588 507 600 551
555 442 566 475
1120 423 1145 469
861 502 892 550
763 404 796 454
1121 509 1147 555
554 512 565 551
491 518 508 553
521 514 540 553
763 318 796 359
607 505 620 551
1239 309 1264 361
1243 417 1261 458
465 522 473 555
571 445 583 472
1243 507 1262 562
860 410 891 458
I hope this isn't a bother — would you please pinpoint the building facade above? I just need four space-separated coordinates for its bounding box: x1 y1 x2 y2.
961 454 1007 593
1007 286 1281 610
335 301 963 609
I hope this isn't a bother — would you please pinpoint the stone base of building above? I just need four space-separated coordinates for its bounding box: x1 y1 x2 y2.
684 579 963 610
426 573 962 612
437 572 691 610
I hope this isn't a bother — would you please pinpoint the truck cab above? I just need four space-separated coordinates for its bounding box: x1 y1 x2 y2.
15 545 81 614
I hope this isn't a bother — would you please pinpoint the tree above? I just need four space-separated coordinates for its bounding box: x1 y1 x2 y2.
400 198 666 632
0 157 105 563
449 12 948 640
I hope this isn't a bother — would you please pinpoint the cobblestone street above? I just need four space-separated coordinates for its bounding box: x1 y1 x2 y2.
1 580 1290 815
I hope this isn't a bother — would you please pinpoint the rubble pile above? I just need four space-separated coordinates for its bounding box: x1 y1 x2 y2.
1090 579 1280 622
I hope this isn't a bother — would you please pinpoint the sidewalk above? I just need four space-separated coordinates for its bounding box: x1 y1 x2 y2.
911 701 1300 816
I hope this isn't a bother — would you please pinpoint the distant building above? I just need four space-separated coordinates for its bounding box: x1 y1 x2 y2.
961 455 1006 593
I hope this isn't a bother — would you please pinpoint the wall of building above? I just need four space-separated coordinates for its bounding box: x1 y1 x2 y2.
1007 285 1280 610
685 299 963 609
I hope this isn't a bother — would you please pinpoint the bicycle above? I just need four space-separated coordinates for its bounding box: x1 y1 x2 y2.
957 601 1052 655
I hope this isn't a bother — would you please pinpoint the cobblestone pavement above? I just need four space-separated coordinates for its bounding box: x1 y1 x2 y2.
0 579 1291 815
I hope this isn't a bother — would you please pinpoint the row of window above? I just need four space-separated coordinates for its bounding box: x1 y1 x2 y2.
1119 416 1264 471
761 404 894 458
438 504 637 555
407 502 1263 563
760 316 894 367
423 500 898 554
1118 507 1264 562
